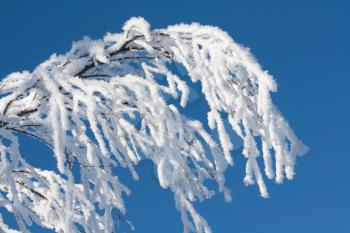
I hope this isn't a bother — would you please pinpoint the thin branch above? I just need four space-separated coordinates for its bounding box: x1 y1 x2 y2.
12 169 31 174
7 127 53 149
15 180 47 200
80 74 112 79
75 35 144 78
110 55 157 62
17 108 38 117
109 35 144 57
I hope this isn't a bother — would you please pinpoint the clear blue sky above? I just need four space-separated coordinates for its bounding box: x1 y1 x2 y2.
0 0 349 232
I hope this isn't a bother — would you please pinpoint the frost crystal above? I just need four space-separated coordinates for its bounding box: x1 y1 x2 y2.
0 17 307 233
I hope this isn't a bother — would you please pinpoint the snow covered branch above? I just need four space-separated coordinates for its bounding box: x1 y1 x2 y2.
0 17 307 233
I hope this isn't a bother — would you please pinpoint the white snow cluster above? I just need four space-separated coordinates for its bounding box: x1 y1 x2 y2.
0 17 307 233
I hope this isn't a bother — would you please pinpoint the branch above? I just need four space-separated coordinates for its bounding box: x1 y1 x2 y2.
17 108 38 117
15 180 48 200
74 34 173 78
74 35 144 78
6 127 53 149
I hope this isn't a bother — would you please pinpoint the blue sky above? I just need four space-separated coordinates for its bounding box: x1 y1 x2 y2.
0 0 349 232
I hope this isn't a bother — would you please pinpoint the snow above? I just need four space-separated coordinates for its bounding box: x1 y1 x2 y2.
0 17 307 233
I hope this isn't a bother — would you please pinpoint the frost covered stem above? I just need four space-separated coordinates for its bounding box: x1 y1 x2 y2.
0 17 307 233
